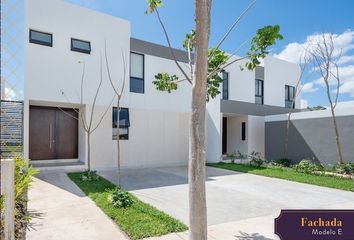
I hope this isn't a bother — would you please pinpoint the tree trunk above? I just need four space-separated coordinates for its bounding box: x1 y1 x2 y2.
189 0 211 239
117 101 121 187
284 105 294 159
330 105 344 164
87 133 91 171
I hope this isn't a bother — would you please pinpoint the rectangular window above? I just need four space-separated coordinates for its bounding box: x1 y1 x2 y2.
255 79 264 105
130 52 144 93
112 107 130 140
71 38 91 54
241 122 246 141
222 71 229 100
285 85 295 108
29 29 52 47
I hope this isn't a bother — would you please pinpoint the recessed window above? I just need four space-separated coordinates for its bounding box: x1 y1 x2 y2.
29 29 52 47
222 71 229 100
71 38 91 54
241 122 246 141
285 85 295 108
255 79 264 105
112 107 130 140
130 52 144 93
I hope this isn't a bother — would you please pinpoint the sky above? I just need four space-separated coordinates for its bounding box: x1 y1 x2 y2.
67 0 354 107
3 0 354 107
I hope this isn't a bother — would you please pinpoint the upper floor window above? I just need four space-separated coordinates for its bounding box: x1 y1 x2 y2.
285 85 295 108
71 38 91 54
130 52 144 94
222 71 229 100
255 79 264 105
112 107 130 140
29 29 52 47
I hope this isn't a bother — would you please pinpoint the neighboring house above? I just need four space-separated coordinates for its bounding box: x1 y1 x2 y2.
24 0 302 170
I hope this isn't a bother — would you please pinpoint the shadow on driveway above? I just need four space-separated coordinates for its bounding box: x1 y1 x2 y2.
99 165 242 191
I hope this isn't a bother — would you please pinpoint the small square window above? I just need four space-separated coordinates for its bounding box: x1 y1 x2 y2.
29 29 52 47
71 38 91 54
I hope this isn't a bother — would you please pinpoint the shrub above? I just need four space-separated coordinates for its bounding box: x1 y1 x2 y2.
226 151 237 164
274 158 292 167
294 159 321 174
0 157 39 239
334 163 354 175
108 188 134 208
81 170 99 181
249 151 264 167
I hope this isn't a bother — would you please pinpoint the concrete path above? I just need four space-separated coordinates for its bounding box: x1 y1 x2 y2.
27 170 128 240
99 166 354 240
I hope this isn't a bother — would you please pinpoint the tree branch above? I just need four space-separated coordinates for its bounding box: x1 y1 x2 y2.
155 8 191 83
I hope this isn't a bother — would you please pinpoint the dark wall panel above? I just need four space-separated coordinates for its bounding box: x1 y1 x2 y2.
265 115 354 166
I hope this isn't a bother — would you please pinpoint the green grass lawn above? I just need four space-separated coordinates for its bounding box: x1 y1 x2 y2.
207 162 354 192
68 172 187 240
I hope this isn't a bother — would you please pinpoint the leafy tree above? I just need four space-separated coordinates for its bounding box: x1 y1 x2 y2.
146 0 283 239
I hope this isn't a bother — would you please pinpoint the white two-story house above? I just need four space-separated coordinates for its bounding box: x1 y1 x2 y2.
24 0 300 170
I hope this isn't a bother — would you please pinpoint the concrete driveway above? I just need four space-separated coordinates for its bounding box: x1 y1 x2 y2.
100 166 354 240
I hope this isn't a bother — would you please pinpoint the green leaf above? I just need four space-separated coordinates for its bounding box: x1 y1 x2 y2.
145 0 163 14
245 25 283 70
207 48 228 101
182 30 196 52
153 73 178 93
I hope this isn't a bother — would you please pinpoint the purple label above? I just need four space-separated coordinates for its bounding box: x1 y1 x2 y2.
275 210 354 240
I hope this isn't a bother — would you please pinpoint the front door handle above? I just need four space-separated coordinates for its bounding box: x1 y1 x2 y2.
49 123 52 149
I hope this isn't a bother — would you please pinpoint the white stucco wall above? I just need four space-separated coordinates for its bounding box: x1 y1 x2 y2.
24 0 190 169
226 115 248 155
247 115 265 156
223 56 301 108
264 56 301 108
24 0 300 169
224 58 255 103
206 97 221 162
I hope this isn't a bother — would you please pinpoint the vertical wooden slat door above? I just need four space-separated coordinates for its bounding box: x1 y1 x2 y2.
29 106 56 160
29 106 78 160
55 108 78 159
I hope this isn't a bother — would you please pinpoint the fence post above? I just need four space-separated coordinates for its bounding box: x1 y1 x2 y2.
1 159 15 240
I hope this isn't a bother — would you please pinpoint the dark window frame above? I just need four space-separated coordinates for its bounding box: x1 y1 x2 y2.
255 79 264 105
130 52 145 94
112 107 130 140
222 71 229 100
71 38 91 54
29 29 53 47
241 122 246 141
285 85 295 108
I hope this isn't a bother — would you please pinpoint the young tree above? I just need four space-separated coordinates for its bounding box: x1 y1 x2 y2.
104 44 127 187
310 33 345 164
146 1 283 239
284 54 310 159
60 55 114 176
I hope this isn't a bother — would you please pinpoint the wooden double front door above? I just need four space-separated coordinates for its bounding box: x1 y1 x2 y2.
29 106 78 160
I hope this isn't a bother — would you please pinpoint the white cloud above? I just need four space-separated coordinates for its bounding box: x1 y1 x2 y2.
274 30 354 63
274 30 354 98
4 87 16 100
302 82 318 93
337 55 354 65
339 81 354 97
